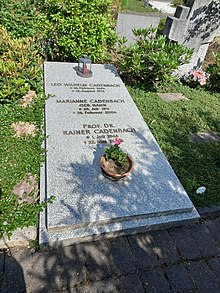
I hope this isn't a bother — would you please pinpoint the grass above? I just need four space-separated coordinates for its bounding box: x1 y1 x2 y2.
122 0 155 13
0 100 45 192
127 82 220 207
0 96 49 238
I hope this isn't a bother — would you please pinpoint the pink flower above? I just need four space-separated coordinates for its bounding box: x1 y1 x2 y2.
192 70 204 80
199 78 206 85
191 68 209 86
114 137 121 145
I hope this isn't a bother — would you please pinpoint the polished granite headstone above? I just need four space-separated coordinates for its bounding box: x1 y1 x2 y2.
40 62 199 245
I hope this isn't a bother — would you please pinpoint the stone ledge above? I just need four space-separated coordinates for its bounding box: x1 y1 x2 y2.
0 227 37 249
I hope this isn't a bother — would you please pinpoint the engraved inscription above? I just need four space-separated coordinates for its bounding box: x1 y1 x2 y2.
56 99 125 115
50 81 135 146
51 82 121 94
63 123 136 145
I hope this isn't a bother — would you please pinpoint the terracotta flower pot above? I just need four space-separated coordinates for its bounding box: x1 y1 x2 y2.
100 155 133 180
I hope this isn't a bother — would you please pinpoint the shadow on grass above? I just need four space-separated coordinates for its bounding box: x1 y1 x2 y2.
128 83 220 207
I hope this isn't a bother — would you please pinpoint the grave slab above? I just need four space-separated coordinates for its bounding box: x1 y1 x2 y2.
40 62 199 245
116 12 160 46
158 93 188 102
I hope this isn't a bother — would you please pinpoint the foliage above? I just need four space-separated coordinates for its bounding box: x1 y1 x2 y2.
206 52 220 92
156 18 167 37
0 192 54 239
128 81 220 207
171 0 184 7
0 26 43 103
0 93 55 238
121 0 155 12
0 24 53 239
35 0 117 62
0 0 39 38
104 138 128 166
118 27 193 85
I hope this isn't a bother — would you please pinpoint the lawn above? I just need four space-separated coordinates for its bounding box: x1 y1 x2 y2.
128 82 220 207
122 0 155 12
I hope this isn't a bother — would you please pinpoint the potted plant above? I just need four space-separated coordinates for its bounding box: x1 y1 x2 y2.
100 137 133 180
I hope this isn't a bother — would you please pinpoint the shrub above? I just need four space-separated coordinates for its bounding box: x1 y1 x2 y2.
0 0 39 38
36 0 117 62
0 26 43 103
118 27 193 85
206 52 220 92
156 18 167 37
171 0 184 7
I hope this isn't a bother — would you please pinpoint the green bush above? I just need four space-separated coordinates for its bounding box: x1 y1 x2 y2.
171 0 184 7
0 0 39 38
0 26 43 103
118 27 193 85
206 52 220 92
36 0 117 62
0 25 55 239
156 18 166 36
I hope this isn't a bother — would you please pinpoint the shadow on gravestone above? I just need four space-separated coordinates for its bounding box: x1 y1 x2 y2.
185 1 220 43
104 64 120 77
51 129 193 231
164 0 220 76
41 62 199 244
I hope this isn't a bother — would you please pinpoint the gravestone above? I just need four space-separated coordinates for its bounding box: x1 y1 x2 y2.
40 62 199 245
116 11 160 45
164 0 220 76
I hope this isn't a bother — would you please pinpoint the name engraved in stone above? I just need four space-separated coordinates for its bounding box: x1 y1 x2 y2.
63 127 136 136
90 84 120 87
63 130 91 135
90 99 125 103
51 83 121 87
93 127 136 134
56 99 125 104
57 99 87 103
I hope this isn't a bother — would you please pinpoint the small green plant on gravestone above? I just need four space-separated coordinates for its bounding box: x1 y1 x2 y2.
35 0 117 62
104 138 128 166
206 52 220 92
117 27 193 85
